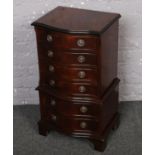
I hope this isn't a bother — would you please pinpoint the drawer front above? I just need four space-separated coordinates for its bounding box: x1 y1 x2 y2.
46 95 100 117
48 114 98 133
39 62 98 83
47 82 98 97
38 46 97 66
36 28 99 50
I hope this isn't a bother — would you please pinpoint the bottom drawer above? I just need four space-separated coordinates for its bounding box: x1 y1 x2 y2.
48 114 98 133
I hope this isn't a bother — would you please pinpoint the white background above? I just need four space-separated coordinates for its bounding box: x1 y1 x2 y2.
13 0 142 105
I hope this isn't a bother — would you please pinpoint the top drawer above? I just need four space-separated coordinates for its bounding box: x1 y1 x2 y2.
35 28 99 50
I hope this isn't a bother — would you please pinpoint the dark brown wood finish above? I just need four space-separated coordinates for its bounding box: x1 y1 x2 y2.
100 21 119 95
32 6 121 152
35 28 99 49
32 6 120 35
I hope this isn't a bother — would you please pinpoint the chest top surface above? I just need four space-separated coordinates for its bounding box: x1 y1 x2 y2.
32 6 121 35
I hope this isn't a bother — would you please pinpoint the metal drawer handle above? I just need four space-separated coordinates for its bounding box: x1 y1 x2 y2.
79 86 86 93
78 71 86 79
51 115 56 121
80 106 88 113
49 80 55 86
50 100 56 106
49 65 54 72
47 35 53 42
80 122 87 129
77 39 85 47
48 50 54 57
78 55 85 63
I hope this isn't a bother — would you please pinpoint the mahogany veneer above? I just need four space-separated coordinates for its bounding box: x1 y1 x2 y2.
32 6 121 152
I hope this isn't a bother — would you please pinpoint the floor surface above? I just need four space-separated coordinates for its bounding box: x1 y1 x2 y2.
13 101 142 155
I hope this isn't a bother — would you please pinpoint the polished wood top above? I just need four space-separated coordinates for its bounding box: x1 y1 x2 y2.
31 6 121 35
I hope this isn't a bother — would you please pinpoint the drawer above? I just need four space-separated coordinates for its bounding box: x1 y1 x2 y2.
35 28 99 50
45 81 99 97
45 95 100 118
48 114 98 133
38 46 97 66
39 63 98 83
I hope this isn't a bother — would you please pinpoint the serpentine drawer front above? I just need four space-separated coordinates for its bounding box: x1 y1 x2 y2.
32 6 121 152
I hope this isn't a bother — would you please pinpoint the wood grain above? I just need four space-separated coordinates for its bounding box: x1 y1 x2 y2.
32 6 121 152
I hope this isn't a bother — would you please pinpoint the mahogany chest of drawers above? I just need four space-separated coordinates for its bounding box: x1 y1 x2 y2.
31 6 121 152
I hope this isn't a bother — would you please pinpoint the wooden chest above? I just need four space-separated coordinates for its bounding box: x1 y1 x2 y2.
31 6 121 152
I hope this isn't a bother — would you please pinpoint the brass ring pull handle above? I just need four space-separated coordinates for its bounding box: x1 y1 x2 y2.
78 71 86 79
80 106 88 113
80 122 87 128
78 55 85 63
47 35 53 42
79 86 86 93
77 39 85 47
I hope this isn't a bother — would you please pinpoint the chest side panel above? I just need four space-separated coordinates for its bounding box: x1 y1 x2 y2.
99 21 119 95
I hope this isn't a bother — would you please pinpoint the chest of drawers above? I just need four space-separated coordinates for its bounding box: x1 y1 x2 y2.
31 6 121 152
